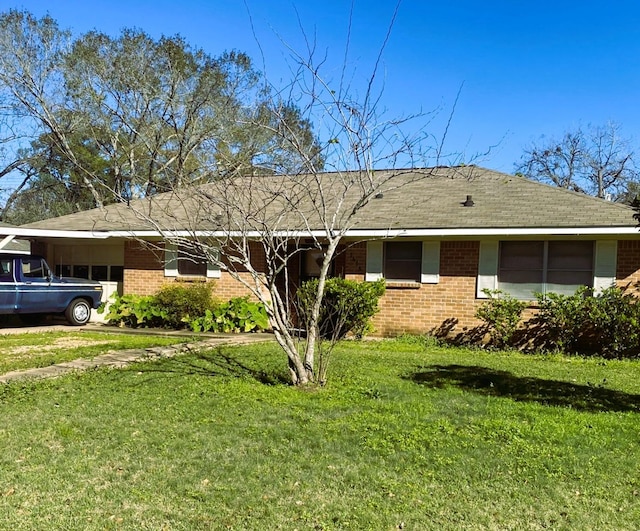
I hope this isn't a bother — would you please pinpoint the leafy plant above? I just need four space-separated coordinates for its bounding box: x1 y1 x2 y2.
101 293 168 328
533 287 590 353
189 297 269 333
582 286 640 357
103 289 268 334
533 286 640 357
475 289 527 347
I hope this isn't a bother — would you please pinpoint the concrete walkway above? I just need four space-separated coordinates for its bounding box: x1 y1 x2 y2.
0 327 274 384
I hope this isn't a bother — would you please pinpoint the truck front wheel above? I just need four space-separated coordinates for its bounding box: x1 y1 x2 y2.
65 299 91 326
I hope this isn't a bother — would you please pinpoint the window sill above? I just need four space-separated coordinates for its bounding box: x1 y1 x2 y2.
386 281 421 289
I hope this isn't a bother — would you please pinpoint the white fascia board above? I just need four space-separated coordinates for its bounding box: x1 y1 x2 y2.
5 226 639 240
0 227 112 239
92 226 640 240
343 227 640 238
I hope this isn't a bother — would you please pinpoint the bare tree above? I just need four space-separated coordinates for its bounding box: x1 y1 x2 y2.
516 123 639 201
134 16 444 386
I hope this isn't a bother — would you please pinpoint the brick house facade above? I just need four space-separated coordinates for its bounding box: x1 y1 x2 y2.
16 166 640 334
113 237 640 337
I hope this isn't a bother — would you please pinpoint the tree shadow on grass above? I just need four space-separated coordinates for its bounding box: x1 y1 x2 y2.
136 346 290 386
407 365 640 413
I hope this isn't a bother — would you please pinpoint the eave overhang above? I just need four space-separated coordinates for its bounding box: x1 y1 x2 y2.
4 226 640 240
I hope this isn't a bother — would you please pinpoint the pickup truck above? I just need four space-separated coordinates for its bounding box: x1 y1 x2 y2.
0 254 103 326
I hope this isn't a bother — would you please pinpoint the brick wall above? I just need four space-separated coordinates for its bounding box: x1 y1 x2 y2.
122 238 640 338
348 241 484 336
617 240 640 292
123 241 166 295
123 240 265 301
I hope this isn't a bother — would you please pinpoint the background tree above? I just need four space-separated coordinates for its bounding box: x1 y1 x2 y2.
0 10 322 222
516 122 639 201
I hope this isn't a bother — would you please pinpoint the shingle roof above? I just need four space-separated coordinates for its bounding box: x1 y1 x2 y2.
23 166 638 233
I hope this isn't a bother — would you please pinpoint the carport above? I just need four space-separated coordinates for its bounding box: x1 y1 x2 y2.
0 226 125 322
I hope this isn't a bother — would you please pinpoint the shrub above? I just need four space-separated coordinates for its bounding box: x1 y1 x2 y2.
534 287 589 353
297 278 386 340
189 296 269 333
533 286 640 357
583 286 640 357
154 282 215 328
475 289 527 347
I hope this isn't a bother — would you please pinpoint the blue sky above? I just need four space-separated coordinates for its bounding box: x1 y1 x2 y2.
6 0 640 173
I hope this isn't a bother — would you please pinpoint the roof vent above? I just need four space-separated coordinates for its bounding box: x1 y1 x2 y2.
374 193 384 199
462 195 474 207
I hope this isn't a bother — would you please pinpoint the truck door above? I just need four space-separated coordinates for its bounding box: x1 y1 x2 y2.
17 257 59 313
0 257 17 312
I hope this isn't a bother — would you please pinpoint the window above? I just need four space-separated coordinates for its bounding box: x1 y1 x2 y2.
55 264 72 278
384 241 422 282
164 242 221 279
55 264 123 282
21 257 50 280
74 265 90 279
91 265 109 281
177 246 208 277
0 259 12 282
365 240 440 284
110 266 124 282
498 240 594 298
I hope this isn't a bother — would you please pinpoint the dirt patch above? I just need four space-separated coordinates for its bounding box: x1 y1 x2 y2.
2 337 112 358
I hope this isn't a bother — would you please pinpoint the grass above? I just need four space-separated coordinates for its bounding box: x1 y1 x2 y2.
0 336 638 529
0 330 189 373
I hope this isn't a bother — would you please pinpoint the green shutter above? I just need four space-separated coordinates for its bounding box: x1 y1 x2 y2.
593 240 617 293
477 240 498 298
421 241 440 283
366 241 383 281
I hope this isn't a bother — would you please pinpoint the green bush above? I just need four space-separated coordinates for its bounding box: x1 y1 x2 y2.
154 282 215 328
583 286 640 357
102 285 269 334
297 278 386 340
534 286 640 357
100 293 168 328
189 296 269 333
534 287 590 353
475 289 527 347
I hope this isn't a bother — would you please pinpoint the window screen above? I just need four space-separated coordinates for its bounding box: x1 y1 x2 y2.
498 241 594 299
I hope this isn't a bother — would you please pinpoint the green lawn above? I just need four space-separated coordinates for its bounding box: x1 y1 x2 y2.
0 330 189 373
0 337 638 530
